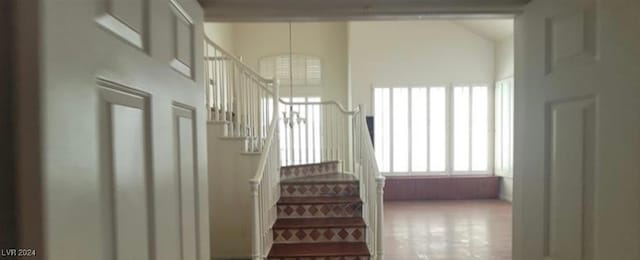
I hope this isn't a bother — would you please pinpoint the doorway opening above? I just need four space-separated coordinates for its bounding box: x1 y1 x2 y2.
205 17 515 259
362 19 515 259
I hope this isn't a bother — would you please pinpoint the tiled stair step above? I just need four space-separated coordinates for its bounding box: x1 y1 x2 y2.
273 217 366 243
268 242 370 260
277 197 362 219
281 161 341 180
281 174 359 197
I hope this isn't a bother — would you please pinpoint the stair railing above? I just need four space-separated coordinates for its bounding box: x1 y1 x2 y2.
204 37 277 152
278 100 386 259
353 105 386 260
249 102 280 260
278 99 359 173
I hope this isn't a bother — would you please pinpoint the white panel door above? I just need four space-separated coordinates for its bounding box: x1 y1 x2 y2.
36 0 209 260
515 0 640 260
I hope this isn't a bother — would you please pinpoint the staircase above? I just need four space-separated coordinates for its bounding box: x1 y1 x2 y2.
204 36 384 260
269 161 370 259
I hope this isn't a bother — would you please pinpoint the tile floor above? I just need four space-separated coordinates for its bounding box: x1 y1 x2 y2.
384 200 512 260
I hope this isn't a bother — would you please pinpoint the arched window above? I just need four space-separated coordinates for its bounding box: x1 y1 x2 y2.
258 54 322 87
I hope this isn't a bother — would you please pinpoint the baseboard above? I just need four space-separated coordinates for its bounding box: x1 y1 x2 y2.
499 175 513 202
499 192 513 202
384 175 501 201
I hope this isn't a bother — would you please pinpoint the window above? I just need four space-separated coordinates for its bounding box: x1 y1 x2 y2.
495 78 514 177
280 97 322 166
453 85 489 173
374 85 491 175
259 55 322 87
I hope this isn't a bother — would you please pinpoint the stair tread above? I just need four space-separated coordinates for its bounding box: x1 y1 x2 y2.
269 242 370 257
282 173 358 184
273 217 365 229
278 196 361 205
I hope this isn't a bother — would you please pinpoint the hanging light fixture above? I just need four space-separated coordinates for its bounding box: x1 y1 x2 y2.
282 22 306 129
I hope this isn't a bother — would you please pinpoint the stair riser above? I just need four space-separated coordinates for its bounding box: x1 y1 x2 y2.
281 183 359 197
268 256 370 260
280 162 341 180
277 203 362 219
273 227 365 244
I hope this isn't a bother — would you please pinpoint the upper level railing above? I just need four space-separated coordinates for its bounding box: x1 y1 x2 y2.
204 37 277 152
278 99 359 173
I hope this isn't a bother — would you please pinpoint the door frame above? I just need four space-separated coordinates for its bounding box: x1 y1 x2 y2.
0 0 17 251
7 0 45 256
211 6 525 260
207 4 526 259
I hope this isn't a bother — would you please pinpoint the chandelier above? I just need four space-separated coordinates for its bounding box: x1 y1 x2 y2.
282 22 306 129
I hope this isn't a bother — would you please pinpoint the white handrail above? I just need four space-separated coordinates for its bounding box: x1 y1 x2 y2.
279 98 360 115
247 65 280 260
250 112 279 184
352 105 386 260
249 109 280 260
204 37 273 84
205 35 277 152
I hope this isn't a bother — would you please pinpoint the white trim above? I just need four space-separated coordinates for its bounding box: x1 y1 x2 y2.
95 14 144 49
169 0 194 24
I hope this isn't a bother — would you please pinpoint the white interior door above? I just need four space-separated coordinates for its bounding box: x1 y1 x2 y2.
34 0 209 260
514 0 640 259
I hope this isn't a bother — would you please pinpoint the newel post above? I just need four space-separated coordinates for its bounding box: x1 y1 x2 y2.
250 180 261 260
375 176 386 260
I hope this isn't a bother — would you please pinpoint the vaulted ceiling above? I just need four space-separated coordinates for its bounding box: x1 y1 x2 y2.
200 0 530 21
454 19 513 42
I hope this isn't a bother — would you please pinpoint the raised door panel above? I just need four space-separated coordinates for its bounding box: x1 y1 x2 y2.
174 105 199 260
99 80 154 260
96 0 149 50
170 0 195 78
112 105 150 260
111 0 145 33
545 98 596 260
543 1 597 74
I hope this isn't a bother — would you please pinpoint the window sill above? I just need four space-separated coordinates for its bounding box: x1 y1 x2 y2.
385 174 497 179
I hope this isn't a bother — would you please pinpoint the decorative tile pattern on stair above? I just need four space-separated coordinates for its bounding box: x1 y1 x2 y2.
268 256 370 260
281 183 359 197
273 227 366 243
269 161 370 259
277 203 362 218
280 161 341 180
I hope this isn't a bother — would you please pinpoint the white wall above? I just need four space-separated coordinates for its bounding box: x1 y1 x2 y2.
496 36 514 80
348 20 496 115
207 123 260 259
232 22 349 104
204 23 235 52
